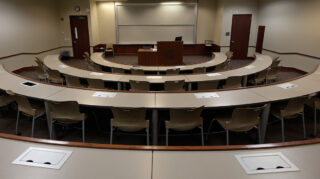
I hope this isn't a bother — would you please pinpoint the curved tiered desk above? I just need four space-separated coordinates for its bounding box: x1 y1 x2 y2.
1 64 320 145
43 53 273 90
91 52 228 72
0 56 320 178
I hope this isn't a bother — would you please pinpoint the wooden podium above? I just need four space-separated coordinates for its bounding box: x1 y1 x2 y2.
157 41 183 66
138 41 183 66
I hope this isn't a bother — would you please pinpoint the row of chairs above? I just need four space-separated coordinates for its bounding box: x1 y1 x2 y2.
35 56 244 91
35 57 281 92
248 56 281 85
1 89 318 145
35 57 109 89
106 51 234 75
112 96 317 145
35 57 64 84
118 61 230 75
129 76 243 91
2 90 86 141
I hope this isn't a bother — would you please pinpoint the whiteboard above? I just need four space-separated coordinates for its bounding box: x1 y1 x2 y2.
118 26 194 44
115 3 197 44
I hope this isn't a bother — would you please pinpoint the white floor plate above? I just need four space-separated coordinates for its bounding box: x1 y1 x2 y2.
12 147 72 170
235 152 299 175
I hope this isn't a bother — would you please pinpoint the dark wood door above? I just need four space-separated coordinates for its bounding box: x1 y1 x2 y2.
256 26 266 53
70 16 90 59
230 14 252 59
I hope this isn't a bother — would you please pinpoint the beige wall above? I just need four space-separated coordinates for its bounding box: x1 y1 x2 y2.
258 0 320 71
57 0 92 53
90 0 100 45
213 0 224 45
2 0 320 72
196 0 216 43
0 0 60 57
0 0 61 70
219 0 259 57
96 2 116 44
95 0 218 44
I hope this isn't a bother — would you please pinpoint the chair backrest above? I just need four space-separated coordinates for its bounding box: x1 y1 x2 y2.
131 69 144 75
314 98 320 110
35 57 44 68
83 55 90 63
281 97 307 117
111 108 146 123
87 79 105 89
223 76 242 89
193 67 206 74
270 60 281 68
166 68 180 75
164 80 185 91
229 105 267 131
130 80 150 91
112 68 125 74
170 107 203 123
87 61 101 71
255 69 268 83
48 101 83 122
66 76 82 87
273 56 280 62
198 81 219 90
215 62 228 71
34 66 45 76
47 69 62 80
106 44 114 49
84 52 90 58
267 66 280 80
6 90 35 116
226 51 234 59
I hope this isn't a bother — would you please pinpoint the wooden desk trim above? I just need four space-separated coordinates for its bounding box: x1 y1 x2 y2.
0 132 320 151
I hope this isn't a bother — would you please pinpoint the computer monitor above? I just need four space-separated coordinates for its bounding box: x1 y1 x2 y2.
175 36 182 41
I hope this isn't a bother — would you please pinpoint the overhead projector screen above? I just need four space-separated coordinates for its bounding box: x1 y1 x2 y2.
115 3 198 44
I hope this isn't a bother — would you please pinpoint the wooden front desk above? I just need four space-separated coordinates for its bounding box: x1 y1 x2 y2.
137 41 183 66
138 49 158 66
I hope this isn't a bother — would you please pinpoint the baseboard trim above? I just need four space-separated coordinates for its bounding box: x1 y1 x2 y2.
0 46 72 60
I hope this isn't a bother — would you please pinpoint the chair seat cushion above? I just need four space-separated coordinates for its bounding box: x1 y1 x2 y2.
0 96 14 107
165 119 202 131
111 120 149 132
217 119 257 132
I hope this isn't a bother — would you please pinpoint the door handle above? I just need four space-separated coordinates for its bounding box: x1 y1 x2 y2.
231 41 235 43
74 27 79 40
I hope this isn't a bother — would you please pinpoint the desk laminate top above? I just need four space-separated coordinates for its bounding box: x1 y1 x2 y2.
44 54 272 83
91 52 227 71
1 65 319 109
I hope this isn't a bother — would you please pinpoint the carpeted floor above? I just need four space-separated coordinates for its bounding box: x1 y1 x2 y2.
6 56 312 146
